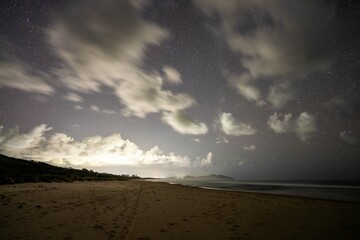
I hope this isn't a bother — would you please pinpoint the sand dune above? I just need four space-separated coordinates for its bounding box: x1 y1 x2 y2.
1 180 360 240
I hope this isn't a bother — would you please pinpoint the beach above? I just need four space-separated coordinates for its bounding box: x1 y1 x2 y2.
1 180 360 240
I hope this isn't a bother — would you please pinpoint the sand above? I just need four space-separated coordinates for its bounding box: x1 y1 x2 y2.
1 180 360 240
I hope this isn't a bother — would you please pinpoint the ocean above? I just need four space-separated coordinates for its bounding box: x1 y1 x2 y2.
149 179 360 202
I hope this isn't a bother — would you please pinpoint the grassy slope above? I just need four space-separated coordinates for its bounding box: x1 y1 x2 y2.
0 154 139 184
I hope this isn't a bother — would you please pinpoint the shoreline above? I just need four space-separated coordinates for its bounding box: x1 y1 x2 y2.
1 180 360 239
150 179 360 203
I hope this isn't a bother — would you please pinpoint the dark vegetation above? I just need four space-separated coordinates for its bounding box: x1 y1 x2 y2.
0 154 140 184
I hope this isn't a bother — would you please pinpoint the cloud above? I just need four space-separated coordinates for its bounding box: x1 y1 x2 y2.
243 145 256 151
90 105 116 115
325 97 358 119
0 124 51 151
200 152 213 166
194 0 339 107
267 81 295 109
49 0 167 70
162 111 208 135
90 105 100 112
47 0 206 131
267 113 293 134
0 123 213 170
267 112 317 141
116 72 195 117
220 112 257 136
193 151 213 167
295 112 317 141
0 50 54 95
163 66 182 84
339 131 358 146
227 73 265 106
66 97 117 114
103 109 117 115
64 92 83 102
216 137 229 144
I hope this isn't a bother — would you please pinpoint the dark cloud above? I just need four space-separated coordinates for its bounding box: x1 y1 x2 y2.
194 0 345 108
325 97 359 119
339 131 358 145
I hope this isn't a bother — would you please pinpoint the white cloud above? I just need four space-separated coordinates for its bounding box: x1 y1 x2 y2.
89 105 117 115
90 105 100 112
243 145 256 151
267 112 317 141
64 92 83 102
47 0 206 133
193 151 213 167
163 66 182 84
0 124 51 151
0 124 213 171
295 112 317 141
227 73 265 106
200 152 213 166
220 112 257 136
0 51 54 95
162 111 208 135
339 131 358 145
49 0 168 73
117 73 195 117
216 137 229 144
267 113 293 134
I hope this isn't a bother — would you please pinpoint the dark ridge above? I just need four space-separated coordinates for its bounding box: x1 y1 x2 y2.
183 174 234 181
0 154 140 184
163 174 234 181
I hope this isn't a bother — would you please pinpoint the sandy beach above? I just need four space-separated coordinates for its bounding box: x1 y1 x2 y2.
1 180 360 240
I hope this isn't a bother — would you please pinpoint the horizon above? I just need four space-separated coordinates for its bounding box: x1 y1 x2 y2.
1 0 360 180
3 153 360 183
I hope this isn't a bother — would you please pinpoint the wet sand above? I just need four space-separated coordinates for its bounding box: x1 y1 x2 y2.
1 180 360 240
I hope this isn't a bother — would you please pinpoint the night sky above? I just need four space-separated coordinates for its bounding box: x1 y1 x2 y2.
1 0 360 179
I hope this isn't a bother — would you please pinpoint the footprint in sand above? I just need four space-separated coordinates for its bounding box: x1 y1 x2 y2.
255 222 266 226
92 225 105 230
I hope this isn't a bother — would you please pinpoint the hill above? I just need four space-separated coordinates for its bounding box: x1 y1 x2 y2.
0 154 139 184
162 174 234 181
183 174 234 181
